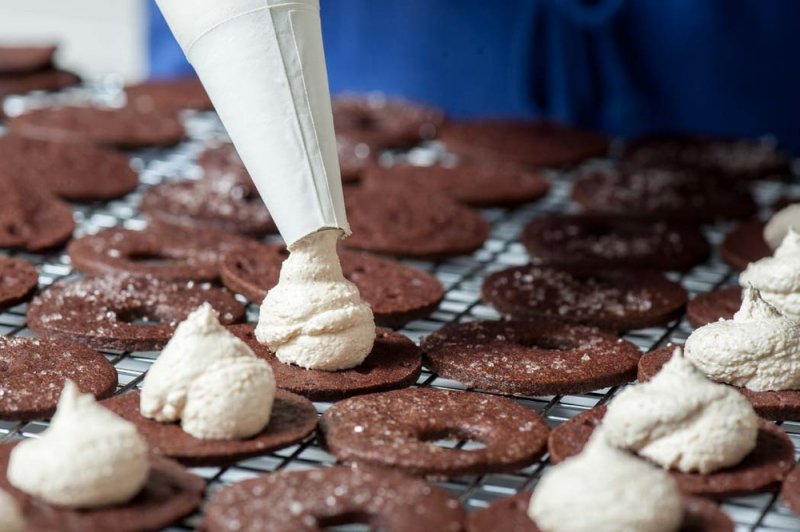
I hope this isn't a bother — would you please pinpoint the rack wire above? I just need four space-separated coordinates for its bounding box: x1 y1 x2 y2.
1 91 800 531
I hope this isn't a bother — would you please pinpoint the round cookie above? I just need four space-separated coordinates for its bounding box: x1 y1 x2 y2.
67 223 254 282
720 220 770 271
639 346 800 420
0 68 80 98
220 243 444 326
685 287 741 328
7 105 185 149
139 176 275 236
439 119 610 167
481 266 687 331
26 274 245 351
362 163 551 208
0 172 75 252
622 135 792 181
468 492 733 532
201 465 466 532
547 406 795 497
230 324 422 401
0 336 118 420
336 132 379 183
780 465 800 519
0 135 138 201
0 45 55 74
103 389 317 466
521 214 710 273
0 257 38 311
125 78 213 112
319 387 549 478
570 164 756 223
343 187 490 260
0 442 203 532
421 319 642 396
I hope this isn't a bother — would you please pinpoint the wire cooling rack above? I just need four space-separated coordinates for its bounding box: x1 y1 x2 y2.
2 92 800 531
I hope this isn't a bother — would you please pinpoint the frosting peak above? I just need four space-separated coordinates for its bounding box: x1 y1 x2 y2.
7 381 149 509
740 228 800 319
255 229 375 370
603 348 758 473
141 303 276 440
764 203 800 249
528 430 683 532
685 287 800 391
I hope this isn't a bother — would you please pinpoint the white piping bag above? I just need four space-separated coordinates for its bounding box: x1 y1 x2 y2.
155 0 349 246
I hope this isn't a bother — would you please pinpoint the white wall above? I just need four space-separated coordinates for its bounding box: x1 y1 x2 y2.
0 0 147 81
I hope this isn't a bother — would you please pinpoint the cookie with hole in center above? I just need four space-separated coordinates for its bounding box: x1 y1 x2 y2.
319 387 549 478
639 346 800 420
102 389 317 466
0 336 117 421
481 266 687 331
67 223 254 282
7 105 185 149
202 465 466 532
521 214 710 273
343 187 490 260
220 242 443 327
547 405 795 497
0 442 203 532
230 324 422 401
468 491 733 532
720 220 771 271
124 78 212 112
0 256 38 311
26 274 245 351
421 319 642 396
686 287 742 328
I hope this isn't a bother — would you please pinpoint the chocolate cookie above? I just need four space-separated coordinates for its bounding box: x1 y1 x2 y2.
720 220 770 271
521 214 710 273
202 465 466 532
230 324 422 401
0 172 75 252
27 274 245 351
68 223 253 282
780 465 800 519
139 176 275 236
0 257 38 310
0 135 138 201
103 389 317 466
336 133 379 183
7 105 185 149
547 406 795 497
439 119 609 167
0 45 55 74
481 266 687 331
639 346 800 420
570 165 756 223
0 68 80 99
343 187 490 259
0 443 203 532
622 135 792 181
125 78 213 112
421 320 642 396
362 163 551 208
685 287 741 328
220 243 444 326
468 492 733 532
0 336 117 420
320 387 549 478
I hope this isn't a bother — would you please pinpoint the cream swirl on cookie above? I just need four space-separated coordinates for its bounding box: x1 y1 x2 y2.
764 203 800 249
740 228 800 319
603 348 758 473
685 287 800 391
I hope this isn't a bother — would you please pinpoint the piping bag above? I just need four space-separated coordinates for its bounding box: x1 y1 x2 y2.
154 0 348 246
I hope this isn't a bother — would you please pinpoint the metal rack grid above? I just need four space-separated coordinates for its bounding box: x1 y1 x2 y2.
1 102 800 531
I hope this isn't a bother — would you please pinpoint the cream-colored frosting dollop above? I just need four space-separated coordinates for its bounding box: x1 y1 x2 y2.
603 348 758 473
740 228 800 319
764 203 800 249
0 489 24 532
685 287 800 391
141 303 275 440
529 430 683 532
7 381 149 509
255 229 375 370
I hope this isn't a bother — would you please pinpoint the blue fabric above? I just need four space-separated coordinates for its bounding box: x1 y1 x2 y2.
147 0 800 153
